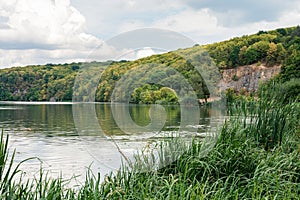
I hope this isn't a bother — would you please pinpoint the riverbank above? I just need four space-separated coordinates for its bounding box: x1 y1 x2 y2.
1 85 299 199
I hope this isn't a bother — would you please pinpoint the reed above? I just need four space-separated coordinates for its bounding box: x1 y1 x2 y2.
0 85 299 199
0 131 34 198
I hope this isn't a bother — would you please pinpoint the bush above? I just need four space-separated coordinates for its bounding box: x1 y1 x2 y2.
259 78 300 103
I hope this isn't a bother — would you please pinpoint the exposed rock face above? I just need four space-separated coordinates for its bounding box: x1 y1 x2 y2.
218 64 281 92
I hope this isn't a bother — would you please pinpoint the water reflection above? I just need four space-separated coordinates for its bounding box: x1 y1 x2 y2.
0 102 225 183
0 103 75 136
0 102 223 137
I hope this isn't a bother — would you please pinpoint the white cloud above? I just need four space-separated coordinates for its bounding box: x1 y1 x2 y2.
113 8 223 44
70 0 185 38
1 0 300 68
144 5 300 44
136 47 156 59
153 9 218 33
0 43 127 68
0 0 102 47
0 0 114 68
118 47 160 60
217 7 300 41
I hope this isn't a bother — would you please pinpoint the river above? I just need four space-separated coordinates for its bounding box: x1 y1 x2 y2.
0 101 225 185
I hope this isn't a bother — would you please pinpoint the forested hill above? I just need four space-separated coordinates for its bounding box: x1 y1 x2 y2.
0 26 299 102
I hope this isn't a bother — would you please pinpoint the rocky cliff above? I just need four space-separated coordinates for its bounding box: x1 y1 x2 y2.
218 64 281 92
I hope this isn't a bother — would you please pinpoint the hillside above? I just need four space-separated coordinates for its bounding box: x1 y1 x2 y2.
218 64 281 92
0 26 299 102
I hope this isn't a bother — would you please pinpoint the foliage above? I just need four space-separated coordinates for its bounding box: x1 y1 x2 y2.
1 87 299 199
259 78 300 103
0 131 34 197
131 84 179 104
95 48 215 103
0 63 80 101
203 26 300 69
97 88 299 199
280 44 300 82
0 26 299 103
230 86 299 150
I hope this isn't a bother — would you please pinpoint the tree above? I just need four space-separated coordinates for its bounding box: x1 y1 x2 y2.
266 42 278 66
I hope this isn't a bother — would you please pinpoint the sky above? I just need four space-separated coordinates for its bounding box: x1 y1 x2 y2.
0 0 300 68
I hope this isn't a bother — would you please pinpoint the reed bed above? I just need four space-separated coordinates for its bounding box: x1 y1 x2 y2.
0 85 299 199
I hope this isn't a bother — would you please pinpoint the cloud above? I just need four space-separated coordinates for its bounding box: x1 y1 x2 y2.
146 4 300 44
113 8 224 44
1 0 300 68
184 0 299 26
136 47 157 59
0 0 102 49
115 47 165 61
0 48 122 69
153 9 219 34
70 0 185 38
0 43 127 68
0 0 120 68
70 0 300 39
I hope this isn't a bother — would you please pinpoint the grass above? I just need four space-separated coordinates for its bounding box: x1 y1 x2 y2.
0 131 35 198
0 85 299 199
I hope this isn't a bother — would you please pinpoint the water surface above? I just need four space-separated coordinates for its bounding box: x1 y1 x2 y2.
0 101 225 183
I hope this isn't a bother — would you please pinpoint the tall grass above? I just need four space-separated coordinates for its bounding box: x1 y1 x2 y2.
0 83 299 199
96 115 299 199
95 84 299 199
228 87 299 150
0 131 34 198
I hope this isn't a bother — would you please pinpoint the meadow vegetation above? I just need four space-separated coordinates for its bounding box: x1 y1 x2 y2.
0 25 299 199
0 81 299 199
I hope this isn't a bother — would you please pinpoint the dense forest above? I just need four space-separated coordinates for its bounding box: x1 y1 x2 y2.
0 26 299 102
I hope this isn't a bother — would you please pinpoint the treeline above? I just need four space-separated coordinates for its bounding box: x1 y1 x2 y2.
0 63 78 101
0 26 299 102
92 48 216 103
205 26 300 101
204 26 300 69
